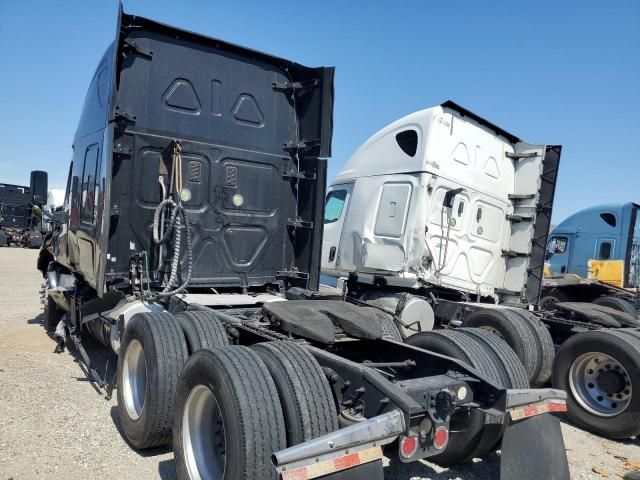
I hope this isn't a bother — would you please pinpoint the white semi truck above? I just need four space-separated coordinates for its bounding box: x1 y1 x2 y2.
321 101 640 439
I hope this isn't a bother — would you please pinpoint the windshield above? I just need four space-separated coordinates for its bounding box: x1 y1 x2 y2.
629 206 640 288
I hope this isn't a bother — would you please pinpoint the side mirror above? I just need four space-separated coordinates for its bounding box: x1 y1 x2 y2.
30 170 48 206
52 210 66 225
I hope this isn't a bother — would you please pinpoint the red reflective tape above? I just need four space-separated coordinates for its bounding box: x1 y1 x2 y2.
523 405 539 417
549 402 567 413
334 452 360 470
282 468 310 480
280 446 383 480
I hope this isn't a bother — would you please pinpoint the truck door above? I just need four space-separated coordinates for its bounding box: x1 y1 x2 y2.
321 183 353 274
546 235 571 274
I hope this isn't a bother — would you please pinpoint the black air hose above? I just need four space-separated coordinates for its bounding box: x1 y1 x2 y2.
152 197 193 296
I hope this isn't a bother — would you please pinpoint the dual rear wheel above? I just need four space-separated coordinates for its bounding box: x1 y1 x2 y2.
116 311 337 479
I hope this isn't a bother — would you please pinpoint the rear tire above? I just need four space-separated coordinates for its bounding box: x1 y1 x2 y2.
593 296 639 320
552 329 640 439
252 341 338 445
173 346 286 480
174 310 229 354
456 328 529 390
462 308 539 384
539 288 572 310
116 312 188 449
455 328 529 453
509 309 555 386
406 330 503 466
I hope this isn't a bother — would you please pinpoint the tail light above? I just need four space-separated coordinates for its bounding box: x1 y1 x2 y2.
399 435 418 459
433 425 449 450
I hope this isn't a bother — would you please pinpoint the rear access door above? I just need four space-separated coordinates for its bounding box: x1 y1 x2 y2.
103 7 334 292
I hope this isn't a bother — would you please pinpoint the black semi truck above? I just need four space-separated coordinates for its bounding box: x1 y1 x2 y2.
41 6 570 480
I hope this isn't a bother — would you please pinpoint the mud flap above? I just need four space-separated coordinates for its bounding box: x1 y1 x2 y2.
500 414 569 480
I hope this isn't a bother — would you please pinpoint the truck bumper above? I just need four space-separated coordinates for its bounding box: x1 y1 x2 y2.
273 389 568 480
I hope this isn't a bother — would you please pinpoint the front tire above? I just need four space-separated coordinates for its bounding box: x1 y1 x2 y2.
116 312 188 449
173 346 286 480
552 329 640 439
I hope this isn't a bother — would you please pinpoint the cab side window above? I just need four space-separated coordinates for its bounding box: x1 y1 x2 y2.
80 145 100 224
548 237 568 254
324 189 348 224
599 241 612 260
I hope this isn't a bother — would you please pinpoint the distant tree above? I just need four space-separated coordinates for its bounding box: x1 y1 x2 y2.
31 205 42 227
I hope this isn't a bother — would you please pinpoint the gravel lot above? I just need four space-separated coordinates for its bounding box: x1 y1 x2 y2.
0 248 638 480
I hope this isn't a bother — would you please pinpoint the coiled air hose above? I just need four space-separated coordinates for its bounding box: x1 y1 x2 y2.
151 142 193 297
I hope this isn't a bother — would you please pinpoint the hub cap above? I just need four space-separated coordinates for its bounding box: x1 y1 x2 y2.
122 339 147 420
183 385 226 480
569 352 632 417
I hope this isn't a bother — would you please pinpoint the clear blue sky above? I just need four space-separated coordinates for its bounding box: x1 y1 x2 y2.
1 1 638 222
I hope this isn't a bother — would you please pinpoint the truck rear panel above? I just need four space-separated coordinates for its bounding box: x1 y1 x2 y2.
63 7 334 294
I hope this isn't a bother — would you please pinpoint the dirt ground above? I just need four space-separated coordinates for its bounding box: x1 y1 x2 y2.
0 248 638 480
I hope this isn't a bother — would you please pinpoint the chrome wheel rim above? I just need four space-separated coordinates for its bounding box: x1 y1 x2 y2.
183 385 226 480
122 339 147 420
569 352 632 417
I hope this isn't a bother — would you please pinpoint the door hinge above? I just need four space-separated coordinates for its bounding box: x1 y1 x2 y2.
494 288 522 296
506 214 534 222
111 108 136 124
508 194 535 201
112 143 132 155
506 152 539 159
502 250 530 258
287 218 314 229
283 139 321 152
272 79 319 93
276 270 310 280
282 168 316 180
122 37 153 59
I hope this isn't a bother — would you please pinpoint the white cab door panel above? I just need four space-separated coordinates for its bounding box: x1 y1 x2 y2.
321 183 353 275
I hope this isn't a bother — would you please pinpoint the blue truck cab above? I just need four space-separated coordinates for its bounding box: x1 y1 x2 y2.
546 203 640 289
